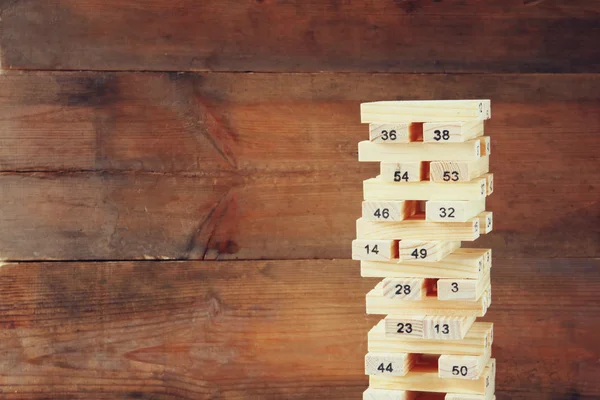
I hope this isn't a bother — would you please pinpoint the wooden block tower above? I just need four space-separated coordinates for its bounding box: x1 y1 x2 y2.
354 100 495 400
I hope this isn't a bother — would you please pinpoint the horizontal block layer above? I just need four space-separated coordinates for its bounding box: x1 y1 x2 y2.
426 200 486 223
352 239 398 261
369 320 493 356
384 315 476 340
369 359 495 394
364 177 488 201
439 351 492 380
359 139 483 162
361 248 489 279
365 352 416 377
399 241 461 262
366 282 489 317
423 121 484 143
361 100 491 123
438 273 491 301
356 215 481 241
362 200 419 222
430 156 490 183
369 123 422 143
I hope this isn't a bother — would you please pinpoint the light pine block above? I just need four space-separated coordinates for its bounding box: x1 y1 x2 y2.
384 315 425 338
369 123 423 143
359 139 482 162
382 278 427 300
364 176 487 201
369 359 495 394
356 215 480 241
352 239 398 261
430 156 489 183
369 320 493 356
439 351 492 380
423 316 476 340
425 199 485 223
483 173 494 196
361 248 487 279
360 100 491 123
380 162 426 183
362 200 419 222
363 388 418 400
477 211 493 234
479 136 491 156
365 352 417 377
438 273 490 301
367 282 488 317
399 240 461 262
423 121 484 143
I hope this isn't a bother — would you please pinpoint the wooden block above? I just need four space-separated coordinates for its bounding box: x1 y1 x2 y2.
479 137 491 157
438 273 490 301
369 320 493 356
353 239 398 261
384 315 426 338
359 139 482 162
361 248 487 279
483 173 494 196
430 156 489 183
364 388 418 400
477 212 493 234
423 316 476 340
360 100 491 123
364 177 487 201
423 121 484 143
456 248 491 272
382 278 427 300
366 352 417 377
446 395 495 400
369 359 495 394
356 215 480 241
439 351 491 380
369 123 423 143
425 199 486 223
380 162 426 183
367 282 488 317
362 200 419 222
399 240 461 262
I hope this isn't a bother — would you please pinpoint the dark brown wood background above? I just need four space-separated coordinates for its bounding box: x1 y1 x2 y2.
0 1 598 399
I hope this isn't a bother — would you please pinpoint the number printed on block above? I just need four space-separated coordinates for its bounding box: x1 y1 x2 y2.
425 199 486 223
365 352 416 377
369 124 411 143
382 278 427 300
352 239 398 261
380 162 425 183
362 200 419 222
399 240 461 262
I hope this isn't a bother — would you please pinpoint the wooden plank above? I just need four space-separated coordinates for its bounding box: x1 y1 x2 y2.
430 157 490 183
369 124 422 143
423 121 484 143
382 278 427 300
357 215 480 241
2 2 600 73
369 360 495 394
438 273 491 301
425 200 486 223
367 283 488 317
0 258 598 398
380 162 427 183
399 241 461 262
362 201 420 222
439 352 492 380
361 100 491 123
365 352 417 377
358 140 482 162
364 177 487 201
364 388 417 400
353 239 399 261
483 174 494 196
361 249 487 279
477 212 494 234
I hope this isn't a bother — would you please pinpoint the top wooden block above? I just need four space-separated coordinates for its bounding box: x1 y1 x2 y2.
361 100 491 123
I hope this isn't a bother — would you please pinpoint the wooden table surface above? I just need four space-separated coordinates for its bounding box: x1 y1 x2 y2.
0 1 598 399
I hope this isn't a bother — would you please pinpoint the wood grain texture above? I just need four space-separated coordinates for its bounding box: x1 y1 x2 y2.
1 1 600 72
0 72 598 260
0 258 597 399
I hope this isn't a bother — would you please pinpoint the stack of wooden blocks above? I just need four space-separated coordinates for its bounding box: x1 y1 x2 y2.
353 100 495 400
